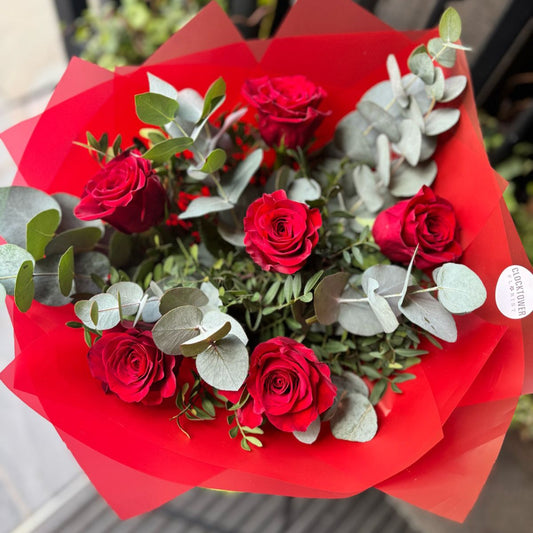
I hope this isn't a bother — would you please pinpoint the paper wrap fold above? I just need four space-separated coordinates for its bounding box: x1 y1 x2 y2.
1 0 532 522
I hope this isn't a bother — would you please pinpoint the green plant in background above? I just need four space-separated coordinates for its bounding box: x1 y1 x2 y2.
74 0 226 69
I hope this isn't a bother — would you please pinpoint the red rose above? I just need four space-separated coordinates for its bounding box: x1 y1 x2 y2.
244 190 321 274
242 75 329 149
246 337 336 432
87 327 177 405
372 185 462 269
74 150 167 234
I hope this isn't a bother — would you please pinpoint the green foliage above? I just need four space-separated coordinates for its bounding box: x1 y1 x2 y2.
74 0 227 70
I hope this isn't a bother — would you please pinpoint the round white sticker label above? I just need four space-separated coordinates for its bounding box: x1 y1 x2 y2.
495 265 533 319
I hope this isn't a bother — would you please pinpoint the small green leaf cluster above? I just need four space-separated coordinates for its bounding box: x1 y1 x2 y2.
226 394 264 451
0 187 107 312
174 374 226 438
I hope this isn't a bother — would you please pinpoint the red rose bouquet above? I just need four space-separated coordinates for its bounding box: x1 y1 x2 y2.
1 0 532 523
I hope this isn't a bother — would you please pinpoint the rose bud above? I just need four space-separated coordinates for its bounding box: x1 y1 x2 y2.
74 150 167 234
242 75 330 149
244 190 322 274
246 337 336 433
87 327 178 406
372 185 462 269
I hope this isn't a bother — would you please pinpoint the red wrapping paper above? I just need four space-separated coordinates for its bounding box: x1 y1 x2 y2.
1 0 532 522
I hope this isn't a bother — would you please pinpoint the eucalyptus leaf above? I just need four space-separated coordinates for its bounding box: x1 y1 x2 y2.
338 287 384 336
293 417 321 444
196 334 249 391
200 282 223 311
425 108 460 136
0 186 61 249
32 254 71 306
288 178 322 203
52 193 104 234
330 391 378 442
225 149 263 204
365 278 400 333
408 46 435 85
143 137 194 164
26 209 61 260
202 310 249 346
74 252 110 295
334 111 375 163
433 263 487 313
314 272 349 325
159 287 209 315
439 7 462 43
406 96 425 131
14 260 35 312
399 289 457 342
441 76 468 103
57 246 75 297
426 67 445 101
135 92 179 127
148 73 178 100
389 160 437 197
375 134 391 187
217 224 245 247
357 101 401 142
107 281 144 316
0 244 35 295
180 321 231 357
353 165 384 213
75 293 121 330
334 372 369 398
361 264 409 315
45 226 103 256
179 196 234 219
386 54 408 107
152 305 203 355
392 119 422 166
427 37 456 68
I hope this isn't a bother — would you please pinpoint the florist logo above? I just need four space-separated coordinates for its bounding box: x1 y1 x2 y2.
496 265 533 319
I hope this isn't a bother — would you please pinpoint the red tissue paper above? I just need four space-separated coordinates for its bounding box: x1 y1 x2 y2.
1 0 532 522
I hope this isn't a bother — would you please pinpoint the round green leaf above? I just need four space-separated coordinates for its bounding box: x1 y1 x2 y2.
293 417 321 445
0 244 35 295
330 392 378 442
0 186 61 249
14 260 35 312
433 263 487 313
439 7 462 43
152 305 203 355
180 321 231 357
46 227 103 256
314 272 349 325
26 209 61 260
159 287 209 315
75 293 121 330
107 281 144 317
196 335 249 391
135 92 179 127
58 246 75 297
399 289 457 342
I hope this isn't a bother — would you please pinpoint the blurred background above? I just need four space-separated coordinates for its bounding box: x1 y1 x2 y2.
0 1 532 532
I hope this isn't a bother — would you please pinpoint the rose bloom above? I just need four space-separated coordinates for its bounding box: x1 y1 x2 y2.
87 327 177 406
74 150 167 234
246 337 336 433
244 190 322 274
372 185 462 269
242 75 329 149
